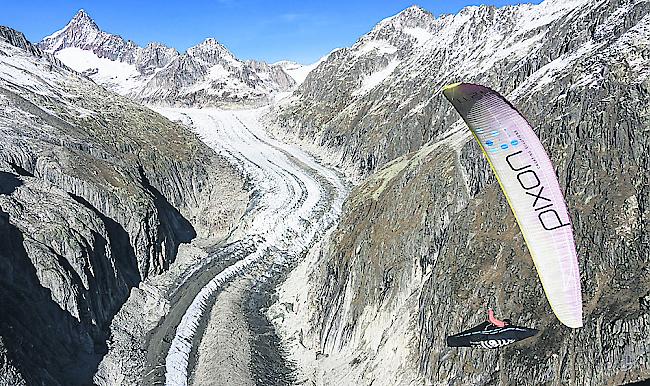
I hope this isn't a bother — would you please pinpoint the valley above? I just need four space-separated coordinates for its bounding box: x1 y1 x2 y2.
1 0 649 385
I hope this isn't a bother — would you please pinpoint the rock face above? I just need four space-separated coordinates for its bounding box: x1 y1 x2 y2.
38 9 295 107
0 26 246 385
275 0 648 175
272 0 650 385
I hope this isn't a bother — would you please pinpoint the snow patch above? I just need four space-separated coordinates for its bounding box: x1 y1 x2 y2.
354 40 398 57
55 47 141 94
532 40 598 89
353 60 399 96
518 0 592 32
282 62 319 85
207 64 230 80
403 27 433 46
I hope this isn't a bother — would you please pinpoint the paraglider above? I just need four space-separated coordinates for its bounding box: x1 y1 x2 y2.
447 310 538 349
442 83 583 334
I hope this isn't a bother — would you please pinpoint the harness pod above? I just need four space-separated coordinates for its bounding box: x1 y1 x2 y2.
447 322 538 348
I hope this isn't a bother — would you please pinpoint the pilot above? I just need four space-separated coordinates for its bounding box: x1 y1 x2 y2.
488 309 511 328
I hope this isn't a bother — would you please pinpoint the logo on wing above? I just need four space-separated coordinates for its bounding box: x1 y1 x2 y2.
505 150 570 231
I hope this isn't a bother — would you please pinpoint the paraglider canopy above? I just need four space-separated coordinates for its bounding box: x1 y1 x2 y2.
442 83 583 328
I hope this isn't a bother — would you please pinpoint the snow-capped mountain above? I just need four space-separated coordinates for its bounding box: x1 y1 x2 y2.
270 0 650 385
274 60 323 85
275 0 648 173
0 25 246 385
39 9 295 107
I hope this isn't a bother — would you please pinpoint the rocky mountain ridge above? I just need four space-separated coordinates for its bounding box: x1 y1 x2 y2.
273 0 644 174
39 9 295 107
269 0 650 385
0 26 247 385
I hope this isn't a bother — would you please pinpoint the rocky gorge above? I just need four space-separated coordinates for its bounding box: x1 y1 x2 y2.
0 26 247 385
0 0 648 385
269 0 650 385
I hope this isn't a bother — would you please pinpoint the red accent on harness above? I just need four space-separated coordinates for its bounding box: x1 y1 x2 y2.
488 309 506 327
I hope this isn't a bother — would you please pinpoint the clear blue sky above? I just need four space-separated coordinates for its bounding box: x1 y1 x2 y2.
1 0 542 64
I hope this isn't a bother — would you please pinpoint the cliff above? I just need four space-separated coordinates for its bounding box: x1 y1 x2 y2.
0 26 247 385
270 1 650 384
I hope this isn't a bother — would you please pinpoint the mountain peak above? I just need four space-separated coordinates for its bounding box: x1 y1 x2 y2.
372 4 434 34
388 5 433 22
0 26 38 53
402 5 429 15
73 9 90 20
194 37 225 49
394 4 433 23
65 9 99 33
39 9 101 52
186 37 238 63
353 3 434 50
36 8 294 106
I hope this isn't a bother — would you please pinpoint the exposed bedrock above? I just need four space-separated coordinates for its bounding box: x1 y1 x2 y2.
287 80 649 384
0 27 247 385
271 1 650 385
273 0 650 177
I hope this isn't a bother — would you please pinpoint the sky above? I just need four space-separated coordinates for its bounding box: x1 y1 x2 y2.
1 0 542 64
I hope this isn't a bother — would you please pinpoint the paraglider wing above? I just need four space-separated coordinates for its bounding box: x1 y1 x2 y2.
442 83 582 328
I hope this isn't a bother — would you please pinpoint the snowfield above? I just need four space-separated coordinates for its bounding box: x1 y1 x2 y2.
56 47 142 94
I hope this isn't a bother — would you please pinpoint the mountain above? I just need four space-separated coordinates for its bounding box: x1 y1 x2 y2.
275 60 325 85
39 9 295 107
3 0 649 384
269 0 650 385
0 26 247 385
273 1 648 174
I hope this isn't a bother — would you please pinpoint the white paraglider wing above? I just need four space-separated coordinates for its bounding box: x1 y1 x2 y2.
443 83 583 328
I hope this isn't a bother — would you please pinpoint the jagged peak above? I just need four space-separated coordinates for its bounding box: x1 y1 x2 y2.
70 9 96 26
192 37 227 50
186 37 238 62
353 4 436 46
41 8 100 45
63 9 99 33
0 25 30 47
144 41 179 56
455 4 494 16
378 4 434 28
0 26 66 67
349 4 435 51
0 25 42 56
400 5 432 18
